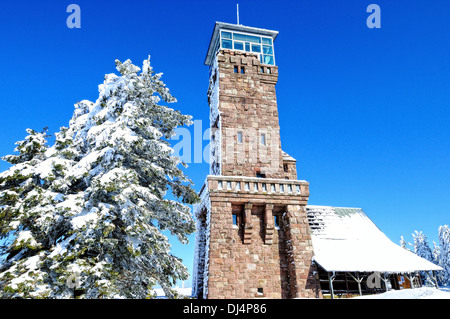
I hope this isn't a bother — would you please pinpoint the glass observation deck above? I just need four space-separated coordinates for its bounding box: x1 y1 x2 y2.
205 22 279 67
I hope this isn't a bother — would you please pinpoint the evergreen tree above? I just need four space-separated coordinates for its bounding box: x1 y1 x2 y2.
438 225 450 286
412 231 434 286
400 235 411 251
0 56 198 298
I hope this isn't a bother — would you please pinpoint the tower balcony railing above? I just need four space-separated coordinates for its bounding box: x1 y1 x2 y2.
199 175 309 198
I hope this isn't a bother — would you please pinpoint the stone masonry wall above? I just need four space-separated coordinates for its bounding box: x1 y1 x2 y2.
211 50 285 178
204 177 319 299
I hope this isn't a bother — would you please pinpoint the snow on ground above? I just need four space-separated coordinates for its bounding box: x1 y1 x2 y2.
152 287 192 298
353 287 450 299
152 286 450 299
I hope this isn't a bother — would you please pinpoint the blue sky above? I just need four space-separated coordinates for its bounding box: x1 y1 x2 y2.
1 1 449 287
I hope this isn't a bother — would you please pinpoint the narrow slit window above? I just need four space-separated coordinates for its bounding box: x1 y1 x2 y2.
237 131 243 144
260 133 266 146
240 67 245 74
234 66 238 73
274 215 280 229
232 214 238 227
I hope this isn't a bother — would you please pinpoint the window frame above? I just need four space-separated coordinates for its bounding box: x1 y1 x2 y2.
219 29 276 66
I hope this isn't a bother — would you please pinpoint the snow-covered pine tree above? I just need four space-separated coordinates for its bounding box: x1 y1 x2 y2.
0 56 198 298
400 235 411 251
0 128 50 259
438 225 450 286
412 230 434 286
432 241 443 285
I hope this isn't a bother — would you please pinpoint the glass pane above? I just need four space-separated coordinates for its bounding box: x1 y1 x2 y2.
262 37 272 45
233 33 261 43
234 41 244 50
221 31 232 39
251 44 261 53
263 55 274 65
245 43 250 52
261 133 266 145
263 45 273 54
221 39 232 49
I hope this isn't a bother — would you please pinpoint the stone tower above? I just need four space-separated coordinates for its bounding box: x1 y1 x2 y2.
192 22 318 299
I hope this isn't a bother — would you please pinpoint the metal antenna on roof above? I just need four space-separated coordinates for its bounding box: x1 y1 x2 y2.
237 4 240 25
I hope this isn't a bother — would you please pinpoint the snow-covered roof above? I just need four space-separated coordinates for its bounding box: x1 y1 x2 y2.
282 150 296 162
306 205 443 273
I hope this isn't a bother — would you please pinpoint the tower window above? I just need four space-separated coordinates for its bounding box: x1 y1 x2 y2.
232 214 238 227
240 67 245 74
251 44 261 53
257 288 264 296
237 131 243 144
283 164 288 172
234 66 238 73
234 41 244 51
260 133 266 146
218 30 275 65
274 215 281 229
221 39 232 49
